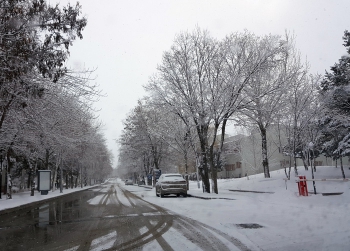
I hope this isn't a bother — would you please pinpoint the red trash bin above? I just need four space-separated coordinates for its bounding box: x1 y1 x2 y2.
297 176 308 196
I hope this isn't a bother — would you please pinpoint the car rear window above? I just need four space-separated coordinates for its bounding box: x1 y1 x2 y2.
163 175 183 181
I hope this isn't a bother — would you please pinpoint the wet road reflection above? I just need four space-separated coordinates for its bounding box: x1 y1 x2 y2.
0 182 250 251
0 187 98 250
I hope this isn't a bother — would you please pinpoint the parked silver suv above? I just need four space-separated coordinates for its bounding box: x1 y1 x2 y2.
155 173 187 197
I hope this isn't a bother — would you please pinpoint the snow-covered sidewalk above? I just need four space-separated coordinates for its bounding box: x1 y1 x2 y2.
0 186 96 213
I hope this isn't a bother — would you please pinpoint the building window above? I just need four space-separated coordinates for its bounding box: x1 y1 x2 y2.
280 160 289 168
315 161 323 166
225 164 237 171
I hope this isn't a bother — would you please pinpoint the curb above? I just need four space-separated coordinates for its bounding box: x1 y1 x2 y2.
187 194 235 200
137 185 153 189
229 189 274 194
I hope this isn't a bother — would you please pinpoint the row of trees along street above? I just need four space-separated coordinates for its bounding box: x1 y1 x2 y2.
118 28 350 194
0 0 112 196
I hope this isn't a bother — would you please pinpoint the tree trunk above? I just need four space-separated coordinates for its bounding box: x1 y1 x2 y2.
310 151 316 194
80 164 83 188
260 127 270 178
184 150 189 190
51 156 60 192
45 149 50 170
0 96 14 132
340 157 346 179
51 168 57 192
194 120 210 193
65 174 69 189
201 151 210 193
211 164 218 194
288 155 292 179
211 119 228 194
301 152 308 171
27 170 31 189
284 165 289 179
293 154 298 176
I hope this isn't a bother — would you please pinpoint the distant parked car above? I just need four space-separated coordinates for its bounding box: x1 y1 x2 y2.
137 179 145 186
124 179 133 185
155 173 187 197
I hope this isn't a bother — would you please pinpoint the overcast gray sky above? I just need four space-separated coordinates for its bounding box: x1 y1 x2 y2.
58 0 350 167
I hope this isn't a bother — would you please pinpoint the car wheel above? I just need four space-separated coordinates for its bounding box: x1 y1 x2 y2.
176 194 180 197
156 189 159 197
183 193 187 198
160 192 164 198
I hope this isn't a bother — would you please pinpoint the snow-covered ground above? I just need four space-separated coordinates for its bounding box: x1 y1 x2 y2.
0 186 93 212
126 166 350 251
1 166 349 250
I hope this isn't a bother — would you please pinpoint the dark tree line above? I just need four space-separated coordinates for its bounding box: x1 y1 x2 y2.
317 30 350 178
0 0 112 195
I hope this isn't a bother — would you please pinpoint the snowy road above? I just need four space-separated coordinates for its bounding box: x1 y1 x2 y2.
0 180 250 251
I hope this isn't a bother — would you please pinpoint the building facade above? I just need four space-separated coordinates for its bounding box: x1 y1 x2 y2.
220 128 350 179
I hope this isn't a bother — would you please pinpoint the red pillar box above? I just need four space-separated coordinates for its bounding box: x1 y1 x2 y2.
297 176 308 196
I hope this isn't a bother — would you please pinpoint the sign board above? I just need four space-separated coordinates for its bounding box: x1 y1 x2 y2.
37 170 51 194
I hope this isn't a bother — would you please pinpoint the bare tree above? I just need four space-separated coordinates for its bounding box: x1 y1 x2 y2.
147 28 297 192
118 100 171 185
146 29 221 192
281 74 321 179
237 34 306 178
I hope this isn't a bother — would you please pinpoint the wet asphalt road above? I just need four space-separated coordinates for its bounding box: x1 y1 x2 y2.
0 181 250 251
